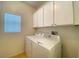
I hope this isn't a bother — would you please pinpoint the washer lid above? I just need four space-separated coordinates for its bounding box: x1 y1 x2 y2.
26 35 60 50
37 36 60 50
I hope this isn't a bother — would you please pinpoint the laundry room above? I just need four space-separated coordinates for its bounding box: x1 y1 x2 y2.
0 1 79 58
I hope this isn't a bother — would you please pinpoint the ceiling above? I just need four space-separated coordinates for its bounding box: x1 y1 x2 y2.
0 1 47 9
22 1 47 9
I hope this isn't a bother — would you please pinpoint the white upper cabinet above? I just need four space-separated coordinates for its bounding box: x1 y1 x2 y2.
54 1 73 25
33 2 54 28
33 7 44 27
33 11 38 27
37 7 44 27
73 2 79 25
33 1 76 28
43 2 54 27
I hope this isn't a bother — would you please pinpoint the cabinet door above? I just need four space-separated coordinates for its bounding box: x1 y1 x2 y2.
33 11 38 27
43 2 54 26
54 1 73 25
37 7 44 27
73 2 79 25
63 39 78 57
25 38 32 57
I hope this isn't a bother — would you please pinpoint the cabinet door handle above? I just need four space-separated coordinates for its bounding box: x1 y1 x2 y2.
55 24 56 25
53 24 56 26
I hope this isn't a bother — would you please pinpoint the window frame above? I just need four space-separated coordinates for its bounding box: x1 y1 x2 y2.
3 12 21 33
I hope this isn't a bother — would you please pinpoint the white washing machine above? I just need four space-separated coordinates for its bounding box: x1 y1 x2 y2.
25 35 61 58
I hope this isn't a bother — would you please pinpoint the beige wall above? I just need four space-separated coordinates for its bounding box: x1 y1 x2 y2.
0 2 35 57
36 26 79 58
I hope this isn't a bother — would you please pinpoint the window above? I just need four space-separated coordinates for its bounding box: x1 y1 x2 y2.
4 13 21 32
